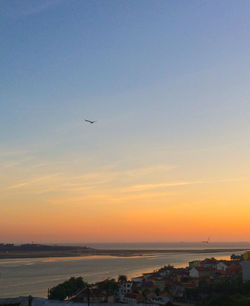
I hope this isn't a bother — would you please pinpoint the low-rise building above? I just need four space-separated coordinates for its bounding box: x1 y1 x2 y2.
216 261 230 272
241 260 250 282
225 263 242 276
189 267 213 278
200 258 217 269
118 281 132 295
189 260 201 268
122 292 144 304
150 278 165 292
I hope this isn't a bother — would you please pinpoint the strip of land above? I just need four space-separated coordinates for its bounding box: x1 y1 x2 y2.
0 244 248 259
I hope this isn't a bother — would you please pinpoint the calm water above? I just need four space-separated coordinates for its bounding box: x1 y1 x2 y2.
0 243 249 298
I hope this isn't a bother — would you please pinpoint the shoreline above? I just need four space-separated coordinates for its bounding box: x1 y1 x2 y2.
0 248 247 260
0 248 248 298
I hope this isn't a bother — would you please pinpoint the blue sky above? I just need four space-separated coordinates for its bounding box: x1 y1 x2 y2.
1 0 249 152
0 0 250 242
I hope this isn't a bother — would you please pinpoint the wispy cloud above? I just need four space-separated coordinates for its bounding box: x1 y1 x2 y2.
120 176 250 193
215 177 250 183
123 181 203 192
0 147 35 169
2 163 176 195
4 152 248 200
6 173 62 190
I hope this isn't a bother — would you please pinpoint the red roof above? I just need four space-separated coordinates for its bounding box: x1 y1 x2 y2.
194 267 213 272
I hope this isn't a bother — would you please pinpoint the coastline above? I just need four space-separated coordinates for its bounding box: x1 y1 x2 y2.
0 248 246 298
0 248 248 259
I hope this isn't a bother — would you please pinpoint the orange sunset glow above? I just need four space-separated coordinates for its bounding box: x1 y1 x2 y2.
1 155 250 242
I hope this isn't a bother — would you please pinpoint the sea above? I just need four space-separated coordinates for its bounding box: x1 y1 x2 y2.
0 242 249 298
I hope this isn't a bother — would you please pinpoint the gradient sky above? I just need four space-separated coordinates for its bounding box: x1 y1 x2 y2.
1 0 250 243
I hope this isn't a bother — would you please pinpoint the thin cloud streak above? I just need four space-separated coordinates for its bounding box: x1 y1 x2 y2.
6 173 62 190
123 181 204 192
121 177 250 193
3 164 175 192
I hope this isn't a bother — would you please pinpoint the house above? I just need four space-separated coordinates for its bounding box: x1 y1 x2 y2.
225 262 241 276
174 269 189 282
122 292 144 304
189 267 213 278
216 261 230 271
179 276 198 289
154 279 165 292
215 260 242 276
118 281 132 294
200 258 217 269
170 284 185 298
142 280 155 290
158 266 174 277
241 260 250 282
189 260 201 268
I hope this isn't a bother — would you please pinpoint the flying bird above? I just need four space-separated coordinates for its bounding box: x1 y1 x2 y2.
85 119 96 124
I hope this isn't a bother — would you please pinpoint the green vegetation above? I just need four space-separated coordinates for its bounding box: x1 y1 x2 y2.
204 278 250 306
48 277 88 300
205 294 250 306
231 253 243 260
48 276 120 301
118 275 127 283
95 278 119 296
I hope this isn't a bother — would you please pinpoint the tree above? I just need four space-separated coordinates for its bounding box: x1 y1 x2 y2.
204 278 250 306
118 275 127 283
95 279 119 296
48 284 67 300
205 293 250 306
48 277 88 300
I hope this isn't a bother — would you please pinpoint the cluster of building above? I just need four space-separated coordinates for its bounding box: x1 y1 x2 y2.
116 259 242 305
68 251 250 305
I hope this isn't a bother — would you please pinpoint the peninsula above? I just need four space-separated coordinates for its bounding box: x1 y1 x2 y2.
0 243 248 259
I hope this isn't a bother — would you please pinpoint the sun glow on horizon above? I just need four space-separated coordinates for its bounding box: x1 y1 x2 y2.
1 146 250 243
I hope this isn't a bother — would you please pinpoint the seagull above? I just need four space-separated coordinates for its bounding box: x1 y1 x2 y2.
85 119 96 124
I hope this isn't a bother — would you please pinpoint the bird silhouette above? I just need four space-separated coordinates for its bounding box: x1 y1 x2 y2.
85 119 96 124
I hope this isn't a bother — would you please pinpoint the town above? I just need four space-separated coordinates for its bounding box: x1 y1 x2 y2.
1 251 250 306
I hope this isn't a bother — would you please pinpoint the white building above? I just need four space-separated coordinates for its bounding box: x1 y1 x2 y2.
122 293 138 304
189 267 212 278
241 261 250 282
118 281 133 301
216 261 229 271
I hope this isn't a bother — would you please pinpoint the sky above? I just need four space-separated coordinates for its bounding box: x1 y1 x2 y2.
0 0 250 243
